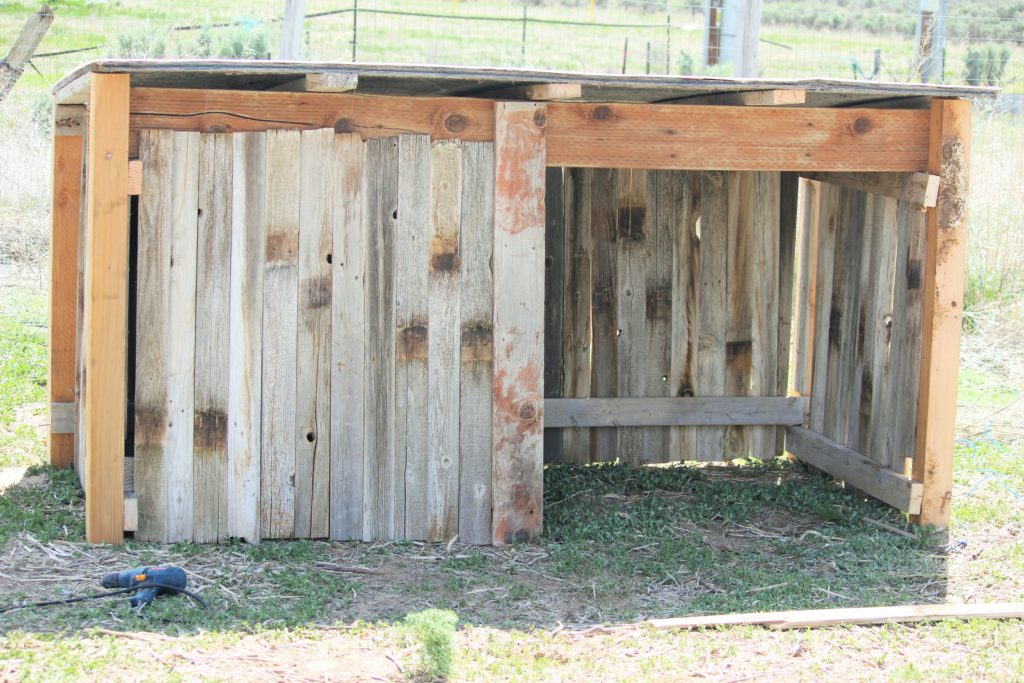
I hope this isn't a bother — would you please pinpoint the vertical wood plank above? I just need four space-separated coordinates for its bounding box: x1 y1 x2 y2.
134 130 172 543
615 169 649 465
74 128 89 488
561 167 593 463
913 99 971 528
645 171 674 462
695 171 728 461
458 141 495 545
543 167 565 464
193 133 232 544
83 73 129 544
808 182 839 433
492 102 546 545
668 171 700 461
427 139 461 542
396 134 431 541
790 179 820 398
330 133 367 541
49 134 82 469
776 172 799 454
362 137 399 542
261 129 301 539
227 132 266 544
295 128 334 538
589 167 618 461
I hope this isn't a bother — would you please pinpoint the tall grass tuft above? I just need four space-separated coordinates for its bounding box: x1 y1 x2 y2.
403 608 459 680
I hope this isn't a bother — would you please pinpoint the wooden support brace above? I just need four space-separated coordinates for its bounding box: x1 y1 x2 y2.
545 397 808 428
83 73 130 544
801 171 939 207
787 426 923 514
269 72 358 92
49 130 83 468
912 99 972 528
488 83 583 101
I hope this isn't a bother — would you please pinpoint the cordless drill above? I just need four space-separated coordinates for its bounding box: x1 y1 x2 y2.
100 565 189 608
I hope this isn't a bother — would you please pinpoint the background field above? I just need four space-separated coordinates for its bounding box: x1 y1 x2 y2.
1 1 1023 681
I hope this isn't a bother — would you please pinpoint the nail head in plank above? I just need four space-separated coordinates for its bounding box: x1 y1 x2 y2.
83 73 130 544
491 102 546 545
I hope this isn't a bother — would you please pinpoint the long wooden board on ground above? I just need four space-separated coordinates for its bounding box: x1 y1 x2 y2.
648 603 1024 631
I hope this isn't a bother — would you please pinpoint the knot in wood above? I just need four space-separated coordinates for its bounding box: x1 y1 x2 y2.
334 118 355 134
444 113 468 133
532 110 547 128
592 105 612 121
853 117 872 135
518 401 537 422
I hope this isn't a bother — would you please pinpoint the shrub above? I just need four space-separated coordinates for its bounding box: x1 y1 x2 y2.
403 609 458 680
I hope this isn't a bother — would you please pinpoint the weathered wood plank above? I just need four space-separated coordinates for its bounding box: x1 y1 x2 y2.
260 129 300 540
615 169 649 465
775 172 799 454
543 167 565 464
50 134 83 469
790 179 820 398
193 133 232 544
786 426 923 514
668 171 700 461
546 103 931 171
134 130 172 543
799 172 939 208
457 141 495 545
644 171 675 462
427 139 461 542
50 402 75 434
561 168 593 463
74 127 89 488
269 72 359 93
672 89 807 106
362 137 399 542
546 397 808 428
589 168 618 461
724 173 753 460
695 172 728 461
83 73 130 544
295 128 334 538
913 99 972 528
227 132 266 544
807 182 839 433
489 84 583 101
329 134 367 541
396 135 431 541
491 102 546 545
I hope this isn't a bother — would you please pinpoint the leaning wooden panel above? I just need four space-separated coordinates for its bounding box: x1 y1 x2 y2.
427 139 462 542
789 179 820 398
546 103 931 172
261 129 301 539
695 172 728 461
560 168 593 464
193 133 232 544
49 134 83 469
458 141 495 545
295 128 334 539
362 137 400 542
83 73 130 544
396 134 431 541
227 132 266 544
913 99 972 528
329 134 367 541
492 102 546 545
807 182 839 433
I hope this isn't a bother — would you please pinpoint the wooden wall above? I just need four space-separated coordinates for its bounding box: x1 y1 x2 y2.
545 169 797 464
133 128 495 543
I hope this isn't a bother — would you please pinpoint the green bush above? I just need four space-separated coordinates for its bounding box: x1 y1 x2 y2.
963 43 1011 87
403 609 459 680
112 25 167 58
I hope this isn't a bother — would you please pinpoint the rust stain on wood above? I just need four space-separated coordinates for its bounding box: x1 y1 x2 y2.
492 483 541 544
495 108 545 236
265 232 298 263
430 236 460 273
461 322 493 362
397 322 429 362
194 408 228 450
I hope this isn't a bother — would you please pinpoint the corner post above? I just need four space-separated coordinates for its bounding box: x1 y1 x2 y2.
491 101 547 545
84 73 131 543
912 98 971 528
49 107 85 468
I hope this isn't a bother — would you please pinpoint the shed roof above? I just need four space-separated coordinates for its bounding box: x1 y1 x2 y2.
54 60 997 108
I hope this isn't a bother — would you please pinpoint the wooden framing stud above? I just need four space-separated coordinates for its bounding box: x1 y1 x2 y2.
490 83 583 101
83 73 131 544
912 98 972 528
49 132 83 469
127 159 142 196
800 171 940 207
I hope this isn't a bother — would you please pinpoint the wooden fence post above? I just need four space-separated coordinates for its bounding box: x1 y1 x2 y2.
912 98 971 528
491 102 546 545
0 5 54 102
83 73 131 544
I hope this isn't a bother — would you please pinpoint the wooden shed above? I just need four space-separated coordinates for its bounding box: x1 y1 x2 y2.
47 61 990 545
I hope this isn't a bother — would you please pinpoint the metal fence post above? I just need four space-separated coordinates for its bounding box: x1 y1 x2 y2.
352 0 358 62
521 7 527 66
666 14 672 74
